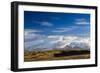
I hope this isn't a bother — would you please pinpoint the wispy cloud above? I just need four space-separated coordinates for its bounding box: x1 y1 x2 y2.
33 20 53 27
75 18 90 25
25 29 42 35
40 21 53 26
52 28 70 33
52 26 78 33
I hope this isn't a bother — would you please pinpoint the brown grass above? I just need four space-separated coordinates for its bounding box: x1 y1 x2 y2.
24 50 90 62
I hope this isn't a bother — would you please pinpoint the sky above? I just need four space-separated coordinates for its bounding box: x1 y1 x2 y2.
24 11 90 50
24 11 90 37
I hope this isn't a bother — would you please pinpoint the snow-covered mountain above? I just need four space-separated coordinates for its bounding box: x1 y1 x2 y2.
62 42 90 51
69 42 90 50
25 34 90 51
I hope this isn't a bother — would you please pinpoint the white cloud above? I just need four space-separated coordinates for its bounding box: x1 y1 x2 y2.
76 22 90 25
52 28 70 33
75 18 90 25
25 29 42 35
52 29 68 33
24 29 45 42
33 20 53 27
41 21 53 27
52 26 78 33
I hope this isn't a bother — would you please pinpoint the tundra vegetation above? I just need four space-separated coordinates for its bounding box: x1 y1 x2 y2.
24 49 90 62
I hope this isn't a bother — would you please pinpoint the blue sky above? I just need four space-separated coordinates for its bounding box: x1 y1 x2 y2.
24 11 90 37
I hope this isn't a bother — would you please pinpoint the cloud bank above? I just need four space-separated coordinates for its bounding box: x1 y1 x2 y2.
24 29 90 51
